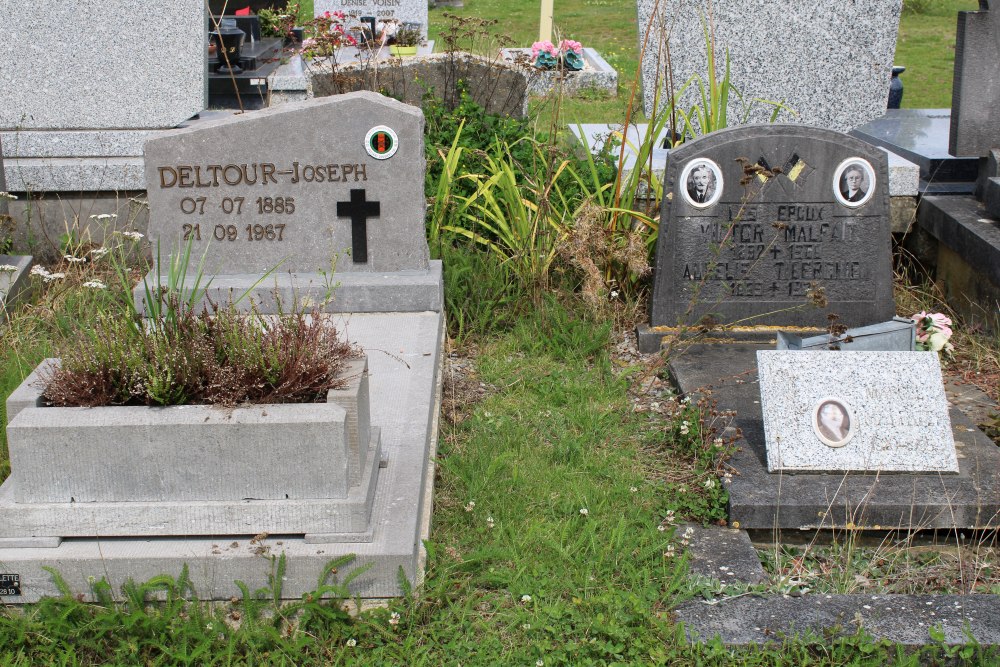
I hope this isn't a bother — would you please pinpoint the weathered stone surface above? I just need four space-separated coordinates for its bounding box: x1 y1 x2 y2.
6 358 378 503
676 594 1000 646
0 255 32 317
636 0 902 132
950 1 1000 157
145 92 429 275
668 344 1000 530
0 0 205 131
683 524 766 585
775 318 915 352
757 351 958 473
647 125 894 332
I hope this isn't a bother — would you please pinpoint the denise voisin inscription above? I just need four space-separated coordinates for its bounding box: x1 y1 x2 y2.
647 125 895 330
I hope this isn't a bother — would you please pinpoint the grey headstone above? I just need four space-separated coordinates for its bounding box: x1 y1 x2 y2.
635 0 902 132
757 351 959 473
648 125 894 330
949 0 1000 158
144 92 429 275
315 0 428 36
0 0 206 130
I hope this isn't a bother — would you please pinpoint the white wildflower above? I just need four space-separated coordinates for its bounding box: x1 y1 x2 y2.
521 594 532 603
579 508 589 516
43 272 66 282
536 661 544 667
486 515 495 529
30 265 50 277
90 247 111 259
82 280 107 289
657 524 666 532
704 478 717 490
88 213 117 221
64 255 86 263
346 638 357 647
0 264 17 272
120 231 144 240
464 501 476 512
680 396 691 404
389 611 400 626
629 486 638 493
521 623 531 630
664 544 675 558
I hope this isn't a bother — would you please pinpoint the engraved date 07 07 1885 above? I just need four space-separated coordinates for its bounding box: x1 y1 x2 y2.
180 196 293 242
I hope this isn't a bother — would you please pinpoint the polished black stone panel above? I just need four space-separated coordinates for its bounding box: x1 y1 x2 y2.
851 109 979 188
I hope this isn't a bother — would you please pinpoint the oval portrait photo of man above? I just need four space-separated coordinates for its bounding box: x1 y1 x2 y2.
812 398 855 448
680 158 723 208
833 158 875 208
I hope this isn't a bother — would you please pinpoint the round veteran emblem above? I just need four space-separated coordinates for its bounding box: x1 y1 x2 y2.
365 125 399 160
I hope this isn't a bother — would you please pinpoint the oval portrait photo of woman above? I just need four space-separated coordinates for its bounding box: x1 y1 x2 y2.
811 398 855 448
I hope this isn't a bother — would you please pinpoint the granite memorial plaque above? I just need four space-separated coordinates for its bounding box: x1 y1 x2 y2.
647 125 895 332
144 91 429 275
635 0 902 132
314 0 427 36
949 0 1000 157
757 351 959 473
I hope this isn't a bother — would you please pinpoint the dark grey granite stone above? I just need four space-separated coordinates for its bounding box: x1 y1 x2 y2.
668 344 1000 531
917 196 1000 289
950 2 1000 157
683 524 766 585
676 594 1000 646
776 318 915 351
851 109 979 188
647 125 894 333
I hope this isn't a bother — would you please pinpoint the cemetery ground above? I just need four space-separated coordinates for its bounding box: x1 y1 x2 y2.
1 2 999 665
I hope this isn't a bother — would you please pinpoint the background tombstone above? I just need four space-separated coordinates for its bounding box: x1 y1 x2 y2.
314 0 428 37
949 0 1000 158
635 0 903 132
638 125 894 352
0 136 32 318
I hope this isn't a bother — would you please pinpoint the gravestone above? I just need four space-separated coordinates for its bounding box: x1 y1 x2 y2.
143 91 440 313
757 351 959 473
0 92 444 602
635 0 902 132
638 125 894 352
949 0 1000 158
0 0 207 246
314 0 428 36
914 1 1000 333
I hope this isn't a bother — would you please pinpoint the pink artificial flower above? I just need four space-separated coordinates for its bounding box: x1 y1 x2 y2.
559 39 583 55
910 311 953 343
531 40 558 59
323 10 331 17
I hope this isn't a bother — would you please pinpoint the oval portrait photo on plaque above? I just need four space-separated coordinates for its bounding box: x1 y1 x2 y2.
833 157 875 208
680 158 723 208
812 397 855 448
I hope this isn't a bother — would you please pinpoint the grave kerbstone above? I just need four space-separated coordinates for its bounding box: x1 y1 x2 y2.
757 351 958 473
0 136 33 316
950 0 1000 157
635 0 902 132
314 0 428 36
639 125 894 352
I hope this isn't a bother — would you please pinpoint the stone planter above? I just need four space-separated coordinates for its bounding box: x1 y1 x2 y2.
5 356 373 505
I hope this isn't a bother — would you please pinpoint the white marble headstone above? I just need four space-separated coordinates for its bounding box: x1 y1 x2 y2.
757 351 959 473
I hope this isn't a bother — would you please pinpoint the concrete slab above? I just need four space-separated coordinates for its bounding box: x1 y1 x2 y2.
0 310 444 602
675 594 1000 646
667 343 1000 531
683 525 766 585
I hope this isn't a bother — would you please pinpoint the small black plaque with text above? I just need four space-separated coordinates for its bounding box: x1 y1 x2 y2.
0 574 21 596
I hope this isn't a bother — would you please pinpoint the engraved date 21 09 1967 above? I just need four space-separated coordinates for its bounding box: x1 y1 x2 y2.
158 161 370 244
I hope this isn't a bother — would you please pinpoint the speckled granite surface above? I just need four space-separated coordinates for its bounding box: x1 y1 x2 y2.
636 0 903 132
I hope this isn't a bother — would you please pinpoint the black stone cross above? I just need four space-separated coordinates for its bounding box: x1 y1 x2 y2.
336 188 380 263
